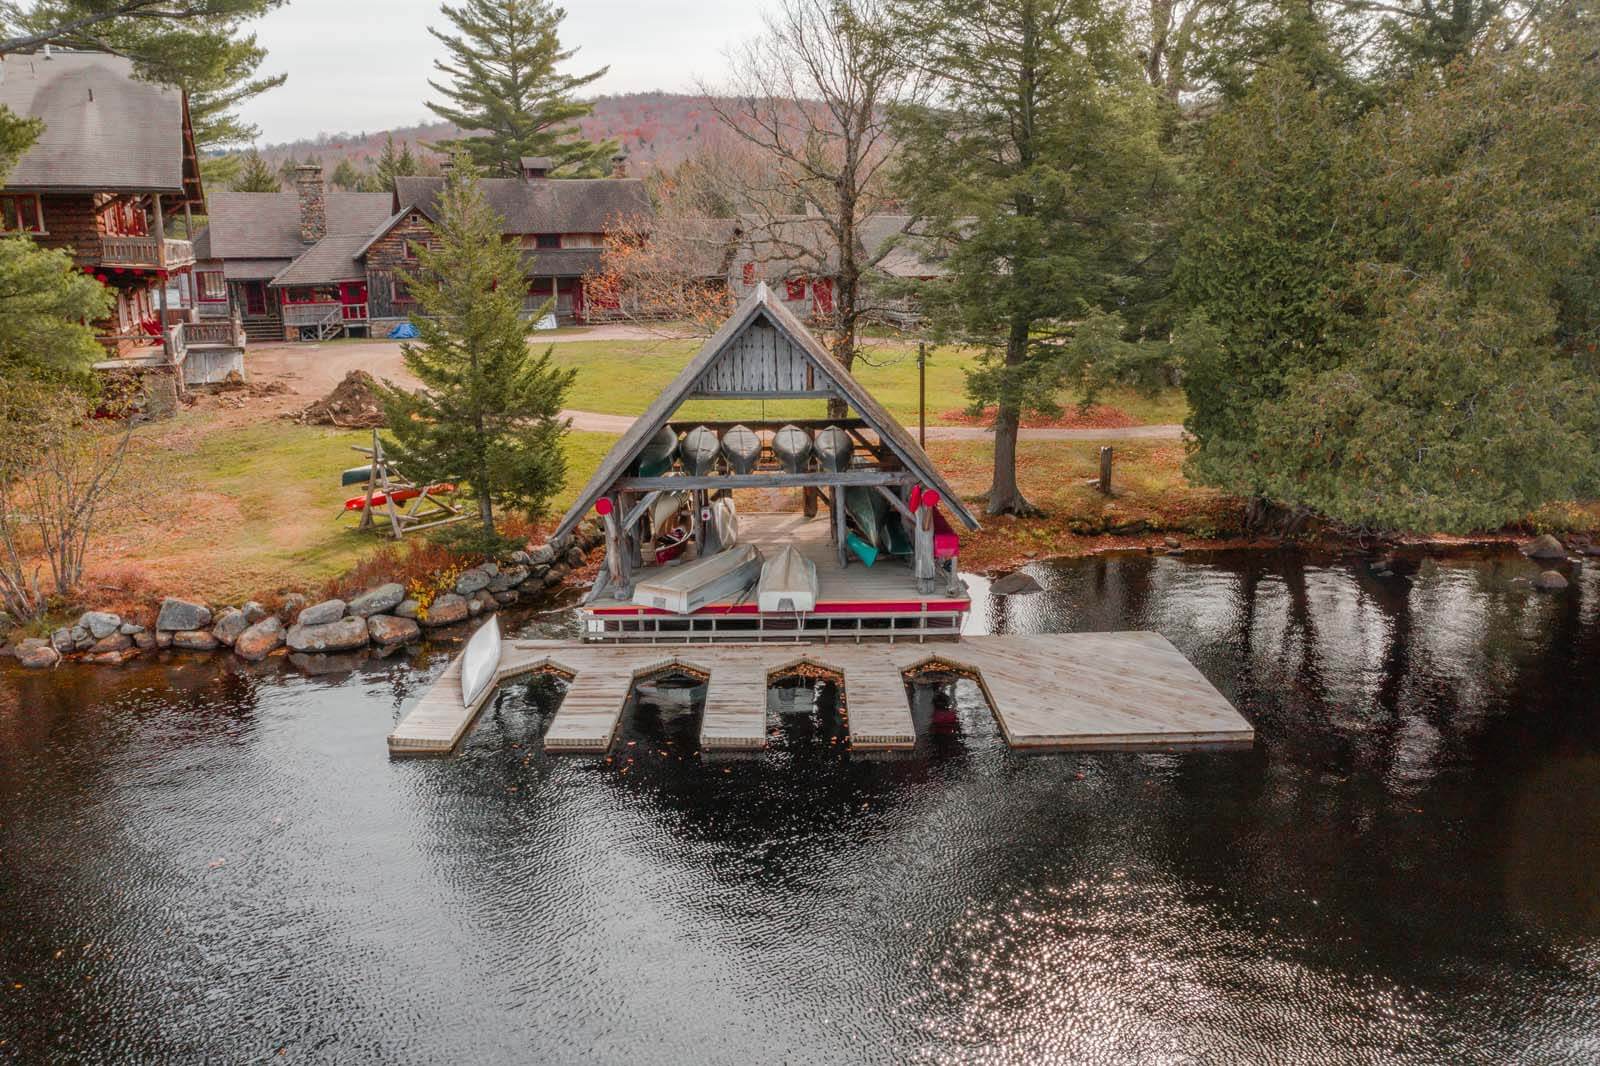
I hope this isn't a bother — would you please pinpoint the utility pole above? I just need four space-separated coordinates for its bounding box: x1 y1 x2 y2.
918 341 927 449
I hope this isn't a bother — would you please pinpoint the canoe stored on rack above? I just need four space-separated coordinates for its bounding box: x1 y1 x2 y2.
813 425 853 472
720 424 760 475
636 426 680 477
682 426 720 476
340 463 392 486
343 482 456 511
772 424 813 474
631 543 764 614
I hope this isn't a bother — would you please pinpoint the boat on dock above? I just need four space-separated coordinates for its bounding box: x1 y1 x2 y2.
636 426 679 477
631 543 764 614
813 425 853 472
758 544 819 612
844 486 911 555
459 615 501 708
772 424 813 473
682 426 720 475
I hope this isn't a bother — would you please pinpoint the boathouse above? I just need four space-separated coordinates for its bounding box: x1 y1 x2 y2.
552 283 980 643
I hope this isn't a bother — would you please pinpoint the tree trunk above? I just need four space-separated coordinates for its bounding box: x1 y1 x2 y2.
478 492 495 536
986 315 1036 515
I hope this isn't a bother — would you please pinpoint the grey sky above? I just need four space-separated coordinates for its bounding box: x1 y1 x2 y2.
238 0 766 145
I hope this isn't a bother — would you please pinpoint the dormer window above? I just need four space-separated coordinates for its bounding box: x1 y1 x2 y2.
534 234 561 250
0 194 45 234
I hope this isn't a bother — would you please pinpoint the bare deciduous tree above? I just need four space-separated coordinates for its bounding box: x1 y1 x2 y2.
704 0 920 413
0 384 136 622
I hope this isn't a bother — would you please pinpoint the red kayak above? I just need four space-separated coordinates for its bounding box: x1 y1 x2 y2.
344 483 455 511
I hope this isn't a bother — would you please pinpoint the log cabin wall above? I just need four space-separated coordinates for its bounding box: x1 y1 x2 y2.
363 209 434 327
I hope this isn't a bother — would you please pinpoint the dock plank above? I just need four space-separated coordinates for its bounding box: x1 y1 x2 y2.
698 655 769 750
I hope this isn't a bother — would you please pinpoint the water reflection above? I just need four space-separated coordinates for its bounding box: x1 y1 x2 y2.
1 548 1597 1063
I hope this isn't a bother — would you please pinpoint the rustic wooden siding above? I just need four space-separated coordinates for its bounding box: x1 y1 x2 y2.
363 209 433 321
36 194 102 263
692 321 823 397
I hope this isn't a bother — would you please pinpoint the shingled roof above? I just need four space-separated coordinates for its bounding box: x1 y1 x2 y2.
0 52 192 195
270 233 371 287
393 175 652 234
552 283 980 539
205 191 392 261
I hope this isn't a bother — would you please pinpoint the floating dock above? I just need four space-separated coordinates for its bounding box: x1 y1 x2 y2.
386 632 1253 756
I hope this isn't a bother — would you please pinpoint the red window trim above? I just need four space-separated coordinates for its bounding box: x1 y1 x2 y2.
784 276 807 301
741 261 756 286
0 194 45 235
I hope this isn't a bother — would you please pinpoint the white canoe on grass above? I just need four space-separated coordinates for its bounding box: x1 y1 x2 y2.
632 543 764 614
459 613 502 708
758 544 819 612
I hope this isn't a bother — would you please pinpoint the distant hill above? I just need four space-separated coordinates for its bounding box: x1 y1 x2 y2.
254 92 731 175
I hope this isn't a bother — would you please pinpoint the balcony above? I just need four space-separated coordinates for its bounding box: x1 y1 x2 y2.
99 236 195 271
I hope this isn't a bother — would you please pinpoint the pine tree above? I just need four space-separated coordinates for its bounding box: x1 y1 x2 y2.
892 0 1168 515
231 148 281 192
375 134 421 191
425 0 618 178
378 157 576 536
329 158 377 191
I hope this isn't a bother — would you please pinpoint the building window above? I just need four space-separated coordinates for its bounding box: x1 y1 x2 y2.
0 194 44 234
392 276 414 304
197 271 227 302
101 198 147 237
784 277 807 302
534 233 561 249
812 278 835 315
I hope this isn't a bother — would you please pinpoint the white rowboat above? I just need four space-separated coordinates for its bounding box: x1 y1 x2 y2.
758 544 819 612
632 543 764 614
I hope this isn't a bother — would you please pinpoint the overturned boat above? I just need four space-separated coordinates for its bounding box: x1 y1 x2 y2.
632 543 764 614
758 544 819 612
813 425 853 472
682 425 721 475
772 424 813 474
636 425 679 477
720 424 760 474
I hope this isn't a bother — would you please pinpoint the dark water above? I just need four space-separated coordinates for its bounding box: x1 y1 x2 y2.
2 549 1598 1064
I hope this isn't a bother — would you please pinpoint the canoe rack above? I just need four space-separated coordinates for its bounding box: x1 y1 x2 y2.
342 430 469 538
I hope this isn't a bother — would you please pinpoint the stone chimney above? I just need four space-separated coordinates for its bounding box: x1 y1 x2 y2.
295 163 326 244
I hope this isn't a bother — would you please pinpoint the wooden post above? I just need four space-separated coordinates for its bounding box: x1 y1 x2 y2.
152 194 170 348
834 480 849 568
914 495 936 595
1098 446 1113 495
918 342 927 449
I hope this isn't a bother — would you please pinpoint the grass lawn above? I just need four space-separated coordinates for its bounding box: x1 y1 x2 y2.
925 437 1243 570
547 338 1188 427
90 413 615 606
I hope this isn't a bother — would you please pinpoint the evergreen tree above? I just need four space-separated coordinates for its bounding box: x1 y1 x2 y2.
425 0 618 178
329 157 377 191
231 148 281 192
0 238 113 384
378 157 576 536
891 0 1169 514
375 134 422 191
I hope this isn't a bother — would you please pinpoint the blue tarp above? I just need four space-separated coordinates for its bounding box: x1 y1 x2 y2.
388 322 419 339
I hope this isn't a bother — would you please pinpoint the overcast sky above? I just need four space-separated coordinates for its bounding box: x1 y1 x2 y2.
237 0 768 145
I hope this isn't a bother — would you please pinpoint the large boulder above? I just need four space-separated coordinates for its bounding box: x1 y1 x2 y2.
286 615 369 654
421 592 469 627
172 629 219 651
454 568 492 596
240 601 269 625
468 589 497 616
368 614 421 647
156 597 211 633
79 611 122 640
394 599 420 620
50 628 74 654
234 616 286 661
1533 570 1569 591
527 544 555 566
297 598 347 626
488 566 528 593
348 583 406 618
89 632 132 655
211 607 250 647
564 546 586 570
991 571 1044 596
15 639 60 669
1523 534 1568 560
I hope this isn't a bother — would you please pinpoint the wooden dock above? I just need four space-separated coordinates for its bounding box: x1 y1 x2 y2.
387 632 1252 756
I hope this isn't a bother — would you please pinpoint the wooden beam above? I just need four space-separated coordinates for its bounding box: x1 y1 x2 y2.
622 490 660 532
834 480 849 566
874 484 915 523
613 470 915 492
687 389 837 400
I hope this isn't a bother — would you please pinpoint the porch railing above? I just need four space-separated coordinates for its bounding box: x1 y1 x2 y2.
100 236 196 270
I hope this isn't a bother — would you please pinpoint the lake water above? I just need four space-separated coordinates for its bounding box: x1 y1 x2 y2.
2 549 1597 1064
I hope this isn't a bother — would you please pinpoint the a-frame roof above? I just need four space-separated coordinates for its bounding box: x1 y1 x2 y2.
553 284 979 538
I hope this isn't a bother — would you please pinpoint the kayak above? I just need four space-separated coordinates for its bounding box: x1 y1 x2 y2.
845 532 878 567
813 425 853 472
772 424 812 474
650 490 688 533
340 463 392 486
758 544 818 612
682 425 720 475
344 482 455 511
459 614 502 708
845 486 912 556
653 525 691 565
636 425 679 477
720 424 760 474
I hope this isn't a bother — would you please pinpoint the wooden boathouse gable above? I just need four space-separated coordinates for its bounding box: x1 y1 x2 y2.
552 282 980 540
